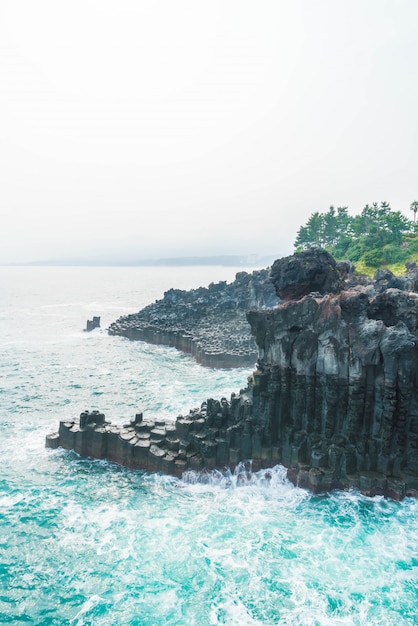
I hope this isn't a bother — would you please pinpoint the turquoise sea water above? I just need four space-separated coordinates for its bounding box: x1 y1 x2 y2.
0 266 416 625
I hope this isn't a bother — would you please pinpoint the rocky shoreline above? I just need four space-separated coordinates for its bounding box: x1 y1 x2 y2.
46 250 418 500
108 268 277 368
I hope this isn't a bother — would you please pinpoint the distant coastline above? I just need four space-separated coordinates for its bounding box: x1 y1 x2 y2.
2 254 281 268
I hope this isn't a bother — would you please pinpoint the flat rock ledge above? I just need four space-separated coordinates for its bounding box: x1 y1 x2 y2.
107 268 277 368
46 385 418 501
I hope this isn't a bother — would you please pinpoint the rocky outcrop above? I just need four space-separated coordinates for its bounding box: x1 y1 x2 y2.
108 268 278 368
84 316 100 332
47 250 418 499
271 248 342 300
246 290 418 498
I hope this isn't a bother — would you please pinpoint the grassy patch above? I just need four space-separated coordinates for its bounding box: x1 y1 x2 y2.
353 251 418 278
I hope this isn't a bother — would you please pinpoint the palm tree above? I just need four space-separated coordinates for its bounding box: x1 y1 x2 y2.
410 200 418 223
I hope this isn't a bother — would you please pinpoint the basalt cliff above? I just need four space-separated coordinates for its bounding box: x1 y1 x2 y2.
46 250 418 499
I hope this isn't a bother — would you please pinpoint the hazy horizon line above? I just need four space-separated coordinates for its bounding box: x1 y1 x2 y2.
1 252 282 268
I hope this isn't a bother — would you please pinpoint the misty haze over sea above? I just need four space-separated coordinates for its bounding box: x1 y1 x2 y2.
6 253 280 268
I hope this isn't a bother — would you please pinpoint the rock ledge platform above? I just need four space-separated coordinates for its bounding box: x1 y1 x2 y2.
108 268 277 368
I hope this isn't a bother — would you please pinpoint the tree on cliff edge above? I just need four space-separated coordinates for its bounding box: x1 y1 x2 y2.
411 200 418 223
294 202 413 266
294 206 350 250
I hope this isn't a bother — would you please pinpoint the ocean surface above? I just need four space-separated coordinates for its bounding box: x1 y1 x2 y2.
0 265 416 625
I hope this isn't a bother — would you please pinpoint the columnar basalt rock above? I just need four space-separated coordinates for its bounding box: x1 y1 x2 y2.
46 398 282 478
47 251 418 499
107 268 278 368
84 316 100 332
246 290 418 498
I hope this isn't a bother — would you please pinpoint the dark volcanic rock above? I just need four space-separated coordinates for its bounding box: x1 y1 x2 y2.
108 268 278 368
374 268 410 292
47 250 418 499
335 259 355 278
247 289 418 480
84 316 100 332
368 289 418 331
271 248 342 301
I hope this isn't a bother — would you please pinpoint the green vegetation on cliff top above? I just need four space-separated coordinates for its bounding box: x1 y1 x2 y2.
294 201 418 277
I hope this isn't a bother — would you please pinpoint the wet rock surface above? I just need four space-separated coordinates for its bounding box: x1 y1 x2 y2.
108 268 278 368
47 250 418 499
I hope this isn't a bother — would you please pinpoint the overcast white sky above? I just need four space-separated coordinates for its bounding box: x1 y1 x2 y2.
1 0 417 263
